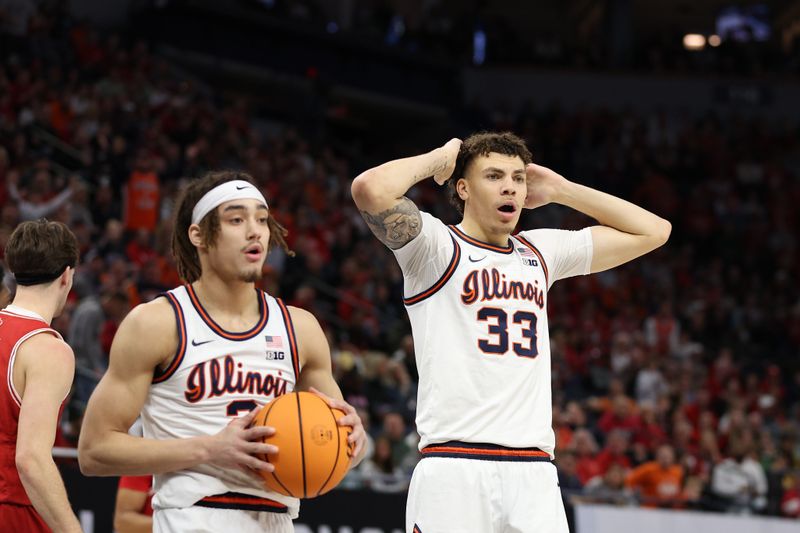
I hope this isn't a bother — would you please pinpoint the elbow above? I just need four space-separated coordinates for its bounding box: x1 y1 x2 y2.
15 452 34 482
351 170 389 210
77 441 105 476
15 450 47 483
654 218 672 246
78 451 103 477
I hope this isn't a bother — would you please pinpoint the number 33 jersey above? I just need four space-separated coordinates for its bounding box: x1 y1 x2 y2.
140 284 300 516
393 212 593 457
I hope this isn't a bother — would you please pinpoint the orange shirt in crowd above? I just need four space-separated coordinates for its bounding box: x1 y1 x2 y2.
124 171 159 231
626 461 683 506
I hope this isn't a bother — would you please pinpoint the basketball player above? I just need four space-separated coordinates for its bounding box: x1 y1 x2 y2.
78 171 366 532
351 133 671 532
114 475 153 533
0 220 82 532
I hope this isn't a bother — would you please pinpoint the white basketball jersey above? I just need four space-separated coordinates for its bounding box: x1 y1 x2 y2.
393 212 592 457
141 284 300 517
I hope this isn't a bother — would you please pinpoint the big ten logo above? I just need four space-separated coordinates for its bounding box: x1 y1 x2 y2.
266 350 285 360
311 425 334 446
295 527 403 533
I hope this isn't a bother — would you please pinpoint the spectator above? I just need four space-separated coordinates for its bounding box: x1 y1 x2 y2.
710 434 768 513
596 429 632 474
584 463 634 505
359 435 408 493
626 444 684 507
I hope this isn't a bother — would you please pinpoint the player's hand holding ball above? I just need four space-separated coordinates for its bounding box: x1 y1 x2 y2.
251 390 365 499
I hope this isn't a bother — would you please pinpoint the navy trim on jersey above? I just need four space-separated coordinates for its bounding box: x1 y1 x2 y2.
449 225 514 254
403 236 461 306
152 292 187 384
421 441 551 462
276 299 301 379
513 235 549 286
195 492 288 513
185 284 269 341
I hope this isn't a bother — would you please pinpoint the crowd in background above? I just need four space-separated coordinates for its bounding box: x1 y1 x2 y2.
1 0 800 520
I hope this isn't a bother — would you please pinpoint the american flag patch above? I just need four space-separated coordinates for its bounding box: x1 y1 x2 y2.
517 247 535 257
265 335 283 348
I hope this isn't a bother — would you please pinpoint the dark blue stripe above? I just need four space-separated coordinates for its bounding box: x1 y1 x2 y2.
403 236 460 306
152 292 186 384
421 441 552 462
421 451 551 462
195 491 288 513
449 225 514 254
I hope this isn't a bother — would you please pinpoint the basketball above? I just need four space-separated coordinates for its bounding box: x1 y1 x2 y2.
252 391 353 498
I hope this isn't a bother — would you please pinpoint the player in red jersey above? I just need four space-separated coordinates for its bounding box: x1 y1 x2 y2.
114 475 154 532
0 219 81 532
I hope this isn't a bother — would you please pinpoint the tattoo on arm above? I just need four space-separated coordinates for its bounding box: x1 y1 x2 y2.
359 197 423 249
411 156 448 183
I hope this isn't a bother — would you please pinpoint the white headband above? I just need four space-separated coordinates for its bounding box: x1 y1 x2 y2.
191 180 269 225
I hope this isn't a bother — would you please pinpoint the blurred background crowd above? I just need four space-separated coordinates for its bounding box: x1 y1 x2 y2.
1 0 799 522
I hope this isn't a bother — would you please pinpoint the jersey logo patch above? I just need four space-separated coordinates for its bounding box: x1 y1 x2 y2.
468 255 486 263
265 335 283 348
191 338 214 347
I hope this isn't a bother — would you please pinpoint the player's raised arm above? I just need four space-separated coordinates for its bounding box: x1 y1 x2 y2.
78 299 277 476
351 138 461 249
524 163 672 272
290 306 368 467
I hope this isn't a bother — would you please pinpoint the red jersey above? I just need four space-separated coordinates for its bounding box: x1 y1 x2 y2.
118 475 154 516
0 305 62 506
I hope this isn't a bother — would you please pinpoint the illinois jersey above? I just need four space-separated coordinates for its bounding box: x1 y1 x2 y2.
393 212 592 457
0 305 63 506
140 285 300 517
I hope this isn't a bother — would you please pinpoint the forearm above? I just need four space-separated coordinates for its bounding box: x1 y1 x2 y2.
352 147 449 210
115 512 153 533
79 430 211 476
556 181 670 238
17 455 82 533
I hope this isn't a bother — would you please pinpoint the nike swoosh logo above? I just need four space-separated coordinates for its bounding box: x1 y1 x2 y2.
191 339 214 347
235 185 250 190
468 255 486 263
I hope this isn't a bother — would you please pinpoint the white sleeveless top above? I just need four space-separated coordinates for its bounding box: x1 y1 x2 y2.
393 212 593 457
140 284 300 517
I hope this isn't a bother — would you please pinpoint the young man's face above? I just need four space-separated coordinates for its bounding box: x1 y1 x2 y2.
201 198 271 283
459 152 526 235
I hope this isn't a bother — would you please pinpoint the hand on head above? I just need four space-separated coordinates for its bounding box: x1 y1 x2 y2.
432 138 463 185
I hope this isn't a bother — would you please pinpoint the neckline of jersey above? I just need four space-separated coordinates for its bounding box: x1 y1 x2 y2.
449 224 514 254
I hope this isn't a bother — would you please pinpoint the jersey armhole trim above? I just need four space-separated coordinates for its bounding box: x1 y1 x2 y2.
276 299 301 379
6 328 62 407
152 292 187 384
403 235 461 306
514 235 549 287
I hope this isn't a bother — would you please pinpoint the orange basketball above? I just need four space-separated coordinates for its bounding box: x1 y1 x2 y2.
252 391 353 498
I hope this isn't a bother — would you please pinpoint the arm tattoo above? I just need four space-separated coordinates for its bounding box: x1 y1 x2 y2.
411 156 448 183
359 197 422 249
